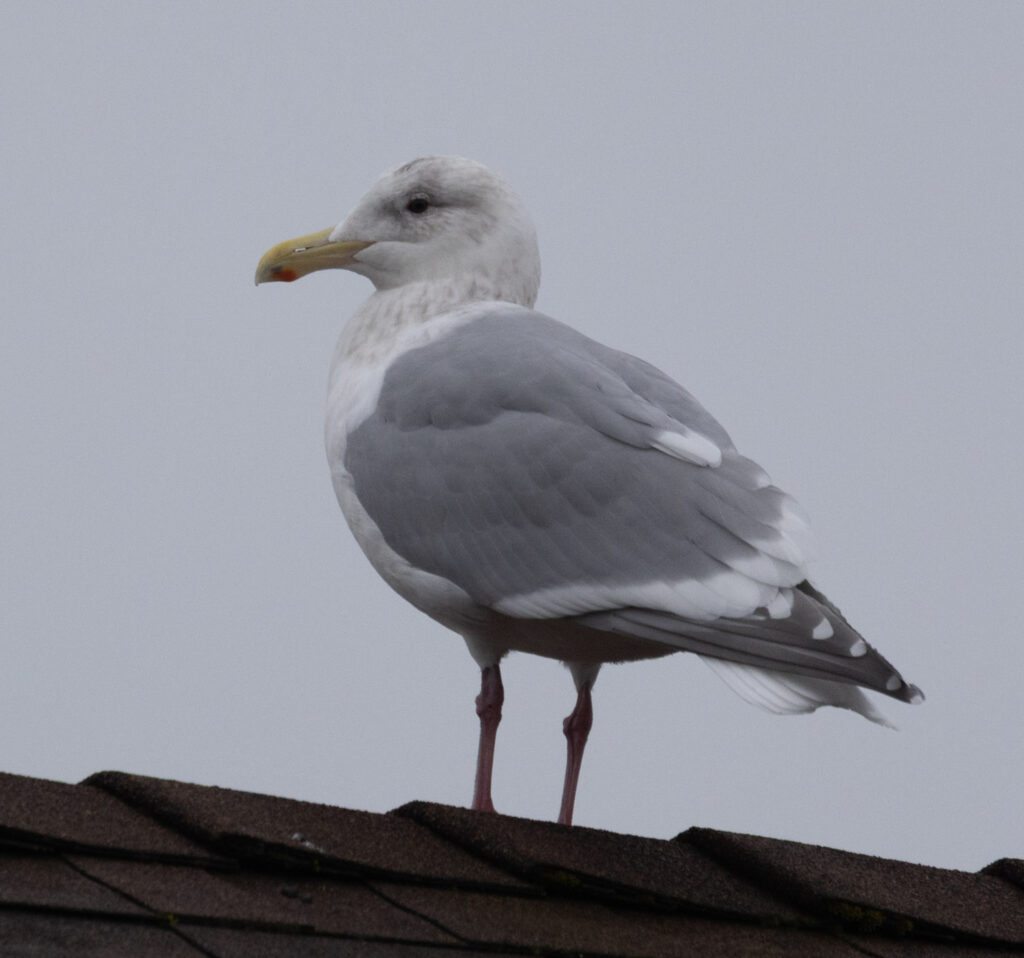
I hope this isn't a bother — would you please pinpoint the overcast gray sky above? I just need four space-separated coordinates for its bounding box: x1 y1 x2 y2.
3 1 1022 871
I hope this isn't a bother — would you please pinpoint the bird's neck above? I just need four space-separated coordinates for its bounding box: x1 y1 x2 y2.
335 274 531 368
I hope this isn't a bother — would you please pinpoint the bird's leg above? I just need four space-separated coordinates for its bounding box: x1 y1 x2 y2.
558 678 594 826
471 664 504 813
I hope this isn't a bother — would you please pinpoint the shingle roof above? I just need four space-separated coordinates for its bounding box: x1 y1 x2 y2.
1 769 1021 956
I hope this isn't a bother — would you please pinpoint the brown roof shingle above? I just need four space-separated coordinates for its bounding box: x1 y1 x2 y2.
0 768 1020 956
683 825 1024 944
395 799 803 919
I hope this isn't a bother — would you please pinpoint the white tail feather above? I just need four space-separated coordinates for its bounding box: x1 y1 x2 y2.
700 658 895 728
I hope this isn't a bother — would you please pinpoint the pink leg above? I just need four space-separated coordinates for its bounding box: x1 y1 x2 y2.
558 679 593 826
471 664 504 813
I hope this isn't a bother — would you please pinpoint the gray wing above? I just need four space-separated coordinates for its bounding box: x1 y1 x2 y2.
346 308 920 705
347 310 798 608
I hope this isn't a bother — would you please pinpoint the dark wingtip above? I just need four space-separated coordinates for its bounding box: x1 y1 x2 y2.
890 680 925 704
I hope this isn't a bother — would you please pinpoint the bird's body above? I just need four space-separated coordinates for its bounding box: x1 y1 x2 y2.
257 156 922 824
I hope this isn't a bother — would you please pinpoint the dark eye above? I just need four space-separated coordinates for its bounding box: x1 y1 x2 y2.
405 196 430 214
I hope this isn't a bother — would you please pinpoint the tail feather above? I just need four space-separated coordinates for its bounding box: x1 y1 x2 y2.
701 658 896 726
575 579 923 719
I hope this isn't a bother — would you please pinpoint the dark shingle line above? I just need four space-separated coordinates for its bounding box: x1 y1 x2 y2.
836 935 899 958
364 882 871 958
85 772 529 892
393 801 806 924
0 901 219 956
9 881 458 952
59 847 463 946
363 880 481 948
154 927 226 958
679 827 1024 947
174 830 539 895
60 851 168 913
57 853 224 957
0 826 235 870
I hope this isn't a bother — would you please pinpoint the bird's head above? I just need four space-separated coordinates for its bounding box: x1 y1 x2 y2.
256 156 541 308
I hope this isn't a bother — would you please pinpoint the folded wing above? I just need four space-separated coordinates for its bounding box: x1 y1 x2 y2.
345 306 921 717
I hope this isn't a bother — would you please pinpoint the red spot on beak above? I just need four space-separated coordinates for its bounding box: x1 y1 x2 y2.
276 268 298 282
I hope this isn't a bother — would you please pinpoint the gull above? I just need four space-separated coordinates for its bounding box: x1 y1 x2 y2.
256 156 922 825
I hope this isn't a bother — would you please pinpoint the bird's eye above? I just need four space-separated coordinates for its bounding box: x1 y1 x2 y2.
405 196 430 215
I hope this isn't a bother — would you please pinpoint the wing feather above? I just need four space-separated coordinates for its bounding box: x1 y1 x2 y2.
344 307 922 708
346 309 804 622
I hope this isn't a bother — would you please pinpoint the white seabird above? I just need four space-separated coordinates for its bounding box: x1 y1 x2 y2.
256 156 923 825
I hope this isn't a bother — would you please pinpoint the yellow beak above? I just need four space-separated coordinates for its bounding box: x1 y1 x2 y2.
254 229 374 285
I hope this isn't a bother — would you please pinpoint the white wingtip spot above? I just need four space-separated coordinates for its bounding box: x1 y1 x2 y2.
811 618 834 640
651 429 722 468
849 637 868 657
766 588 794 619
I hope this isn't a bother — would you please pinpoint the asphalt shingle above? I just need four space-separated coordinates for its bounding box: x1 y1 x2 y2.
0 853 149 916
372 881 860 958
0 912 200 958
0 770 215 862
67 854 457 943
983 857 1024 888
682 827 1024 945
396 799 803 920
86 771 527 890
1 769 1020 957
182 928 522 958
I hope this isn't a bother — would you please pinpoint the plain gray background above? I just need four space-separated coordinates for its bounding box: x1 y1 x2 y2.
3 2 1021 871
